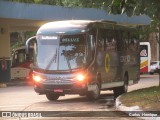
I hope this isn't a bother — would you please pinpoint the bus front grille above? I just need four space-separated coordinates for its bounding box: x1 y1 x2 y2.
44 79 73 85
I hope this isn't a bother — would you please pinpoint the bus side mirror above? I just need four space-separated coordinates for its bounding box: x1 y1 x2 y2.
26 36 36 54
89 35 94 51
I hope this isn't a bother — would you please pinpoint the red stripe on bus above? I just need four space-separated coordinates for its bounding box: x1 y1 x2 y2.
140 66 148 73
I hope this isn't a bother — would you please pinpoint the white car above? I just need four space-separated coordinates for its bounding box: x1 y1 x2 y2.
150 61 160 74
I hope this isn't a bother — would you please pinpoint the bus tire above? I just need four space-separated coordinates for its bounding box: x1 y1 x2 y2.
86 83 100 100
46 94 59 101
113 75 128 99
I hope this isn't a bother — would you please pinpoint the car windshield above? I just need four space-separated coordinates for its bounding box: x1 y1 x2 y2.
33 34 91 71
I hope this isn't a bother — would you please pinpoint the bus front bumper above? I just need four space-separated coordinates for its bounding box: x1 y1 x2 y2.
34 82 88 95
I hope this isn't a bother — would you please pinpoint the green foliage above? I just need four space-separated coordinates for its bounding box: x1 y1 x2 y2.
120 86 160 110
11 31 36 51
11 40 24 51
109 1 160 27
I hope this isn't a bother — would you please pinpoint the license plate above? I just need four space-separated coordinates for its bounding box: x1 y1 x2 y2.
53 89 63 93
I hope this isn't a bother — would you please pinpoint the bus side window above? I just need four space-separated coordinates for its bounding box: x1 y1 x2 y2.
12 52 18 66
115 30 120 51
18 53 25 63
89 29 96 58
87 29 97 63
97 39 106 51
129 31 139 51
97 29 105 51
122 31 129 50
105 30 117 51
27 49 33 61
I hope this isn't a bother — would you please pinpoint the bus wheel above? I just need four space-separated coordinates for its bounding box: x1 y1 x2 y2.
86 83 100 100
46 94 59 101
113 75 128 99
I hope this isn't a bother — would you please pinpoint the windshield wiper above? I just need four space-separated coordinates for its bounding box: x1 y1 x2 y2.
45 49 57 70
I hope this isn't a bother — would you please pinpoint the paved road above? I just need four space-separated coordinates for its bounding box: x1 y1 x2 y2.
129 74 159 92
0 74 159 120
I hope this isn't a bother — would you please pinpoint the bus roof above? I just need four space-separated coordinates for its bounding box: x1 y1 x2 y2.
140 42 150 45
37 20 137 35
37 20 93 35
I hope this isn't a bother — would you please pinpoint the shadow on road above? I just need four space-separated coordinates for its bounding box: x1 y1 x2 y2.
34 93 116 110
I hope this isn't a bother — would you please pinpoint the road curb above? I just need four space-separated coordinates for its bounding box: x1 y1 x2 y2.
115 95 140 111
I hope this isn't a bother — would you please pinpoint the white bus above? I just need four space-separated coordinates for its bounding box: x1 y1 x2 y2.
140 42 151 74
11 46 33 80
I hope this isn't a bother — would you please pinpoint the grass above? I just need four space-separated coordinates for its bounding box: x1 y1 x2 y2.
120 86 160 111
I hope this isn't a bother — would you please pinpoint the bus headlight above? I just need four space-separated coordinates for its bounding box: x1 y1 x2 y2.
76 74 85 82
32 74 44 82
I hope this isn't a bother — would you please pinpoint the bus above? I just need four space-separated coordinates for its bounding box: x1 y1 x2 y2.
11 46 33 80
140 42 151 74
26 20 140 101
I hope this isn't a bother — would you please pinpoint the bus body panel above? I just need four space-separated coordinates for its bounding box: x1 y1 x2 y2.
11 67 31 80
95 28 140 89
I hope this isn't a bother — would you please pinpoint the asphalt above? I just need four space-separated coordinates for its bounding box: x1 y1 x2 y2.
0 79 33 88
0 80 160 120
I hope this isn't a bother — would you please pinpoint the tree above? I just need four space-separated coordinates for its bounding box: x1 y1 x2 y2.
7 0 158 43
107 0 160 87
108 0 159 36
7 0 160 85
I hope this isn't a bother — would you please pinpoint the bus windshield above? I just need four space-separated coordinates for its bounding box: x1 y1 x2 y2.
34 34 91 71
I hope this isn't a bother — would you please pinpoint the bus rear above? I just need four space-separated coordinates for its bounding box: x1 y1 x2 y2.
140 42 151 74
11 46 33 80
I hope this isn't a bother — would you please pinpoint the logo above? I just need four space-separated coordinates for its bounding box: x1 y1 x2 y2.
105 53 110 73
140 49 148 57
54 80 62 84
120 55 130 63
2 112 11 117
62 38 80 43
1 112 42 118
